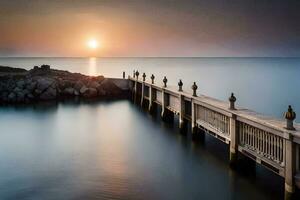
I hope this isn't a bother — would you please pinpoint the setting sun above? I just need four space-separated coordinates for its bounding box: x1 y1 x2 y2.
87 39 98 49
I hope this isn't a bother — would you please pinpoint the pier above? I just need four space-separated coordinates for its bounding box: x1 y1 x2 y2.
127 70 300 198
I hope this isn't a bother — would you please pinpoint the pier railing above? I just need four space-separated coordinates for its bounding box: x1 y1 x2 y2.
127 71 300 197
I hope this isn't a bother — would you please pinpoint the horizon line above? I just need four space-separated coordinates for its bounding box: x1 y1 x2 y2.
0 56 300 59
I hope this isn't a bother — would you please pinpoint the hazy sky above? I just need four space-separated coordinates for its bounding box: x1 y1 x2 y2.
0 0 299 57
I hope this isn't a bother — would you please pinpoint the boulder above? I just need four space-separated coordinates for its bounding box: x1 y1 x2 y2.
74 90 79 96
83 88 98 98
8 92 16 102
16 80 25 89
16 91 25 102
6 79 16 91
36 77 55 92
80 86 89 95
39 86 57 100
26 81 37 91
41 64 50 71
34 89 43 95
88 81 100 89
97 87 107 96
13 87 22 93
0 83 5 92
74 81 84 91
98 79 123 96
0 91 9 102
26 93 35 99
57 78 66 90
63 87 75 96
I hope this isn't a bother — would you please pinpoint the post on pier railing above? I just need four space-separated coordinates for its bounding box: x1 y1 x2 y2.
285 105 296 130
178 79 183 92
151 74 155 84
123 71 125 79
284 105 297 199
229 93 236 110
163 76 167 88
192 82 198 97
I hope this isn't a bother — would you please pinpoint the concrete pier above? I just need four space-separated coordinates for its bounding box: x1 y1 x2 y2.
129 73 300 198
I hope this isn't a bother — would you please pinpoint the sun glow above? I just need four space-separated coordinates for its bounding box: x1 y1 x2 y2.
87 39 98 49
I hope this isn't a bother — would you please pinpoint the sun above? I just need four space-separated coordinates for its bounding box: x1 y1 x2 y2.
87 39 98 49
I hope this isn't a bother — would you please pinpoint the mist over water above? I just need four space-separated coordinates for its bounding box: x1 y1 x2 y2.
0 100 285 199
0 57 299 122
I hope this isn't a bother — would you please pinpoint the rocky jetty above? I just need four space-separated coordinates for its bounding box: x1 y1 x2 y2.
0 65 129 104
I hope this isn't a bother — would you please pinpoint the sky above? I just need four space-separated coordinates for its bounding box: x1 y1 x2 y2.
0 0 299 57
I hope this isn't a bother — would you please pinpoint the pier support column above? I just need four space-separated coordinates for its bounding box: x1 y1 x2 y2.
133 80 138 103
140 82 145 107
148 85 153 111
229 114 238 166
161 89 173 122
191 99 198 135
179 94 187 133
191 100 205 140
285 136 296 199
148 85 156 114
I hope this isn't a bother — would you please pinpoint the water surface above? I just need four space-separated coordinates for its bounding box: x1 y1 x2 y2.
0 100 286 199
0 57 299 122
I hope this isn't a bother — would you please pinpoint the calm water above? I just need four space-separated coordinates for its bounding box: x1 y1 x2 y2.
0 100 286 200
0 57 299 122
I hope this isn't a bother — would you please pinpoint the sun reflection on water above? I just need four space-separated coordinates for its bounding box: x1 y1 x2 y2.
88 57 98 76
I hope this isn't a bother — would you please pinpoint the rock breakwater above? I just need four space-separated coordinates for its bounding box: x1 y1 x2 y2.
0 65 129 104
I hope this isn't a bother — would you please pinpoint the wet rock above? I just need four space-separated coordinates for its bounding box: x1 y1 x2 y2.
57 79 66 90
80 86 89 95
40 87 56 100
98 79 123 96
88 81 100 89
13 87 22 93
1 92 8 102
26 93 35 99
16 80 25 89
83 88 98 98
63 87 75 96
34 88 42 95
74 81 84 91
26 81 37 91
41 64 50 71
97 87 107 96
16 91 25 102
8 92 16 102
74 90 79 96
36 78 55 92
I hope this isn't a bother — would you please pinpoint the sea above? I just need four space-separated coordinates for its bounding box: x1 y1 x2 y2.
0 57 299 199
